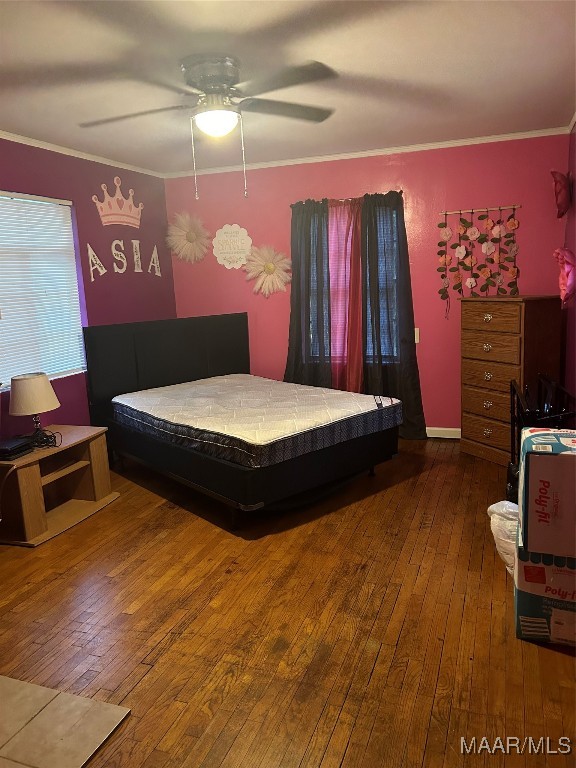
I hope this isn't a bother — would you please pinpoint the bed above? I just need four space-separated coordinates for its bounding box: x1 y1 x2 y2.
83 313 401 517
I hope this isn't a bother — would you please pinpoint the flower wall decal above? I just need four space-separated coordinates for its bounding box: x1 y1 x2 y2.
166 213 210 263
437 206 521 315
245 245 292 298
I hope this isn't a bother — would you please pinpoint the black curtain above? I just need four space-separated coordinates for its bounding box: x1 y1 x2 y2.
285 198 332 387
285 192 426 440
361 192 426 439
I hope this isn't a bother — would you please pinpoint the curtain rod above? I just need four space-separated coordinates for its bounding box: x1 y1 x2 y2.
336 189 403 202
440 204 522 215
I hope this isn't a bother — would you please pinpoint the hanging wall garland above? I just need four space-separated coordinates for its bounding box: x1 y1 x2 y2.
437 205 520 316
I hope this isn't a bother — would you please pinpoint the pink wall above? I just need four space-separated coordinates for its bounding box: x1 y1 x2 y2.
0 138 177 437
165 134 569 430
563 126 576 396
2 132 566 439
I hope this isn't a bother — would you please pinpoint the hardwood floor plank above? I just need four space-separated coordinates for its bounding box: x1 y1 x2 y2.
441 706 468 768
300 703 342 768
0 439 572 768
470 606 492 716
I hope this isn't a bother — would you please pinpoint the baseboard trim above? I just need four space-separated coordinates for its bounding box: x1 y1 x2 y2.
426 428 461 439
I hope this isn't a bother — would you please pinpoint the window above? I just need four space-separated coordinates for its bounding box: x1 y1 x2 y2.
364 206 399 363
0 192 86 388
308 213 330 362
304 199 400 364
286 191 426 438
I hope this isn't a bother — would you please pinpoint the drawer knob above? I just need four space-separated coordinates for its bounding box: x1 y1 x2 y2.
483 428 493 437
483 400 493 409
484 371 493 381
483 343 492 352
483 313 493 322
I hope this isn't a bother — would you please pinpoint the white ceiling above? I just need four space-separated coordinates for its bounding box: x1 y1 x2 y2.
1 0 574 176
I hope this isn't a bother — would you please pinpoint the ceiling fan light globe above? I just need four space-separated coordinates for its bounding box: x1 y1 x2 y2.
193 109 239 137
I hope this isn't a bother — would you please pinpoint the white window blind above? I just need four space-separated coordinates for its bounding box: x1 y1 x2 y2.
0 194 86 387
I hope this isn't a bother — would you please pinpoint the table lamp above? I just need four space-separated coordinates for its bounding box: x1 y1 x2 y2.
9 372 60 447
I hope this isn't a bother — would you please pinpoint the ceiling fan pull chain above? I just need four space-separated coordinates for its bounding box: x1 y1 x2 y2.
190 123 200 200
240 115 248 198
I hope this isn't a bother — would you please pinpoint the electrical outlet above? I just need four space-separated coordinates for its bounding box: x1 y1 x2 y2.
415 327 420 343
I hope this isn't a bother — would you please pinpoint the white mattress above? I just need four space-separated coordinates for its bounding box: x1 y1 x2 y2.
112 374 402 467
113 374 399 445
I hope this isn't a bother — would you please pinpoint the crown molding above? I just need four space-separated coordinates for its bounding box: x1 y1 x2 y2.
0 124 570 180
163 126 570 178
0 130 163 177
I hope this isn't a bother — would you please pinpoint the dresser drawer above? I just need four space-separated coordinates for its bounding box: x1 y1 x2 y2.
461 413 509 452
462 300 522 334
462 358 521 392
462 386 510 422
461 329 521 364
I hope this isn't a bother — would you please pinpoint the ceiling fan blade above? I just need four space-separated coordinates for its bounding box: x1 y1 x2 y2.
242 1 389 50
235 61 336 98
325 73 454 107
72 0 194 52
240 98 333 123
0 61 197 98
80 105 189 128
0 63 126 90
136 73 200 97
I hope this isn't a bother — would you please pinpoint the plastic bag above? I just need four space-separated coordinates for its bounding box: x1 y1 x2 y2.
487 501 519 575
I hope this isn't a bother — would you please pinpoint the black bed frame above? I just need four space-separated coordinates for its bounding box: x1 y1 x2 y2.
83 313 399 514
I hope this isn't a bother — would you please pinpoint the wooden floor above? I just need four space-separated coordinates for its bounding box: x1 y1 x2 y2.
0 439 574 767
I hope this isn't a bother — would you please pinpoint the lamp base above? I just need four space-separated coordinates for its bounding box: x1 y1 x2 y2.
27 415 56 448
30 426 57 449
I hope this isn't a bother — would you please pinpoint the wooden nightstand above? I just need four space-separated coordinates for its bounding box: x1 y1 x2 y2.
0 425 119 547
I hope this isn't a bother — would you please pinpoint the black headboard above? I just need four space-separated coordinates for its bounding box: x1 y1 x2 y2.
83 313 250 426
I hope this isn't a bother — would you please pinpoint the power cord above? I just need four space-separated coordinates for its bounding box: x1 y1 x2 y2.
32 428 62 449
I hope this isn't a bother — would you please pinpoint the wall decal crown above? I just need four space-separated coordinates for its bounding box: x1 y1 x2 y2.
92 176 143 228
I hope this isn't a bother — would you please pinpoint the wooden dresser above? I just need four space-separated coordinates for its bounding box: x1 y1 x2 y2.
460 296 562 465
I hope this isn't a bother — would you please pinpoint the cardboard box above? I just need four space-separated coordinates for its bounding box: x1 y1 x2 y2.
514 548 576 645
515 428 576 645
517 429 576 558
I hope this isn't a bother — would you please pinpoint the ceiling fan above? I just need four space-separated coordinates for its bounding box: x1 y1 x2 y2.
80 55 336 137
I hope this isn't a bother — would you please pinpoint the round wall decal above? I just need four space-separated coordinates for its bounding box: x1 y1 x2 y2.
213 224 252 269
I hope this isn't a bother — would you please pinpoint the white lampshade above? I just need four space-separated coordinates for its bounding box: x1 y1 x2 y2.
193 109 239 138
9 372 60 416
